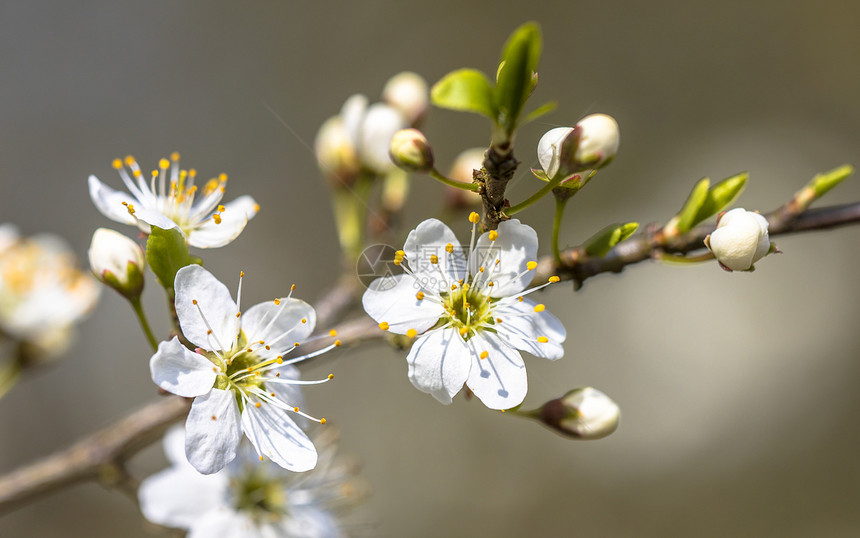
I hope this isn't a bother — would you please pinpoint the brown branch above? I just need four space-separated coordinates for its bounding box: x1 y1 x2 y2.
533 200 860 288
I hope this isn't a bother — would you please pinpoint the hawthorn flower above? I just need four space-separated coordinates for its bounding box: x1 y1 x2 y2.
88 153 259 248
139 426 363 538
362 216 566 410
0 224 99 356
150 265 337 474
704 208 771 271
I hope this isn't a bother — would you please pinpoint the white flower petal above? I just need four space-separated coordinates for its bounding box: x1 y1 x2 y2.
162 425 191 467
88 175 138 225
537 126 573 178
340 93 369 147
403 218 466 290
187 195 259 249
241 297 315 359
361 274 445 335
358 102 407 172
150 337 218 397
185 388 242 474
133 207 182 235
470 219 538 297
189 510 261 538
241 402 318 472
406 328 471 405
493 298 566 360
279 506 345 538
138 466 228 529
465 332 528 410
174 265 240 352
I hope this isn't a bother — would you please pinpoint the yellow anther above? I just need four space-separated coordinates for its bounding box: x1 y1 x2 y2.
189 168 197 177
265 345 270 350
334 339 342 347
468 212 480 223
301 318 307 324
488 281 494 287
379 321 389 331
496 318 502 323
393 259 402 266
548 276 560 283
320 418 327 425
159 158 170 169
430 255 439 264
459 326 469 336
170 152 180 161
480 351 489 359
219 173 228 182
396 250 405 256
274 298 281 305
207 329 212 335
479 267 485 273
217 204 226 213
451 284 457 291
213 213 222 224
124 155 135 166
445 243 454 254
212 366 218 372
211 415 217 421
254 402 262 408
259 340 264 345
328 373 334 380
534 304 546 313
517 296 523 302
236 311 241 318
270 392 275 397
259 456 264 461
254 203 260 212
111 158 123 169
204 178 219 192
537 336 549 343
290 284 296 291
294 342 300 347
239 271 245 277
133 169 142 178
329 329 338 337
416 291 424 300
151 169 158 177
527 261 538 271
276 356 283 364
406 328 417 338
192 299 198 305
488 230 498 241
293 406 300 412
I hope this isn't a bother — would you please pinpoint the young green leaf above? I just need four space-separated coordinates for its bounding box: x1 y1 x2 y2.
495 22 542 136
146 226 202 291
430 68 496 119
809 164 854 198
672 177 710 234
522 101 557 124
693 172 747 225
583 222 640 257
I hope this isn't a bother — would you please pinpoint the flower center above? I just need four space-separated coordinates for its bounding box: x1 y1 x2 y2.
439 283 495 340
231 467 288 522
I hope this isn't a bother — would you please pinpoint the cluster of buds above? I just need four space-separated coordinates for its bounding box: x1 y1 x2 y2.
537 113 620 183
314 72 429 186
704 208 772 271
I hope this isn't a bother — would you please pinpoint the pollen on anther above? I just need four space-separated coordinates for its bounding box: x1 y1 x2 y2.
379 321 390 331
213 214 222 224
480 350 489 359
328 373 334 379
291 284 296 291
254 402 262 408
192 299 198 305
416 291 425 300
334 339 342 347
527 261 538 271
270 392 275 397
159 158 170 169
496 317 503 323
329 329 338 337
274 298 281 305
111 158 123 169
259 456 264 461
207 329 212 335
537 336 549 343
239 271 245 277
294 342 300 347
468 212 480 223
211 415 217 421
276 356 283 363
212 366 218 372
218 205 226 213
488 230 499 241
430 255 439 264
534 304 546 313
479 267 485 273
265 345 270 350
445 243 454 254
407 328 417 338
459 327 469 336
236 312 241 318
517 296 523 302
301 318 307 324
293 406 300 412
171 152 180 161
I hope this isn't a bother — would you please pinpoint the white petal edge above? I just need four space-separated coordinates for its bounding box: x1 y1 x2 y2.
403 218 466 291
493 298 566 360
174 265 240 352
150 337 218 397
465 331 528 410
470 219 538 297
185 388 242 474
187 195 259 249
241 401 318 472
406 327 471 405
138 466 228 529
88 175 138 225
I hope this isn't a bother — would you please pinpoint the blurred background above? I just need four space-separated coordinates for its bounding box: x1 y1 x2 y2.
2 1 860 536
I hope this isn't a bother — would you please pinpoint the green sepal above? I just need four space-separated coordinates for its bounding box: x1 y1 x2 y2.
809 164 853 198
146 226 202 291
583 222 639 257
99 260 144 300
495 22 542 136
693 172 747 225
672 177 710 234
531 168 551 182
430 68 497 119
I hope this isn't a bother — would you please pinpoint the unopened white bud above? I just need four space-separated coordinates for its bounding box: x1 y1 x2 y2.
538 387 620 440
314 116 359 187
389 128 434 172
382 71 429 126
537 114 620 179
358 103 408 174
704 208 770 271
88 228 144 298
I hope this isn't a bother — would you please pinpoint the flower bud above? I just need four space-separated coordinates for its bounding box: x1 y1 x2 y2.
358 103 408 173
88 228 145 298
538 113 620 179
314 115 360 188
704 208 770 271
536 387 620 440
382 71 429 126
389 128 434 172
445 148 485 209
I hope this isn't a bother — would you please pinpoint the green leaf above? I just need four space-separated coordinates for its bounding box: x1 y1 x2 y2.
584 222 640 257
693 172 748 225
146 226 201 290
430 68 496 119
530 168 551 182
809 164 854 198
674 178 710 233
495 22 542 136
522 101 557 124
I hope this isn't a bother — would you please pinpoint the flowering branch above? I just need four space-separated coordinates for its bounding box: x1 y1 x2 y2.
536 200 860 289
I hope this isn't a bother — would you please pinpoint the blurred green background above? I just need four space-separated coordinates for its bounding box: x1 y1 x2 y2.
2 1 860 536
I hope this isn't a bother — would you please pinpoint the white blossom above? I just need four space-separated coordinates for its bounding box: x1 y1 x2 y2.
704 208 771 271
362 216 566 410
88 153 259 248
139 426 361 538
149 265 337 474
